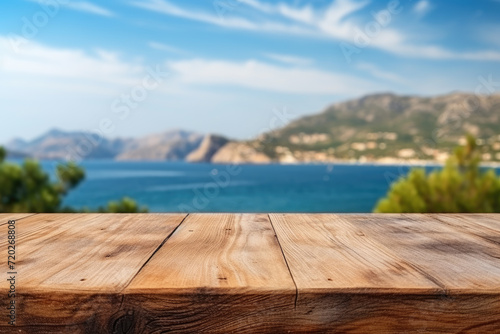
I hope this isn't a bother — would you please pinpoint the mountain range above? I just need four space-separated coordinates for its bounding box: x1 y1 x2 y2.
5 92 500 164
5 129 205 161
213 91 500 164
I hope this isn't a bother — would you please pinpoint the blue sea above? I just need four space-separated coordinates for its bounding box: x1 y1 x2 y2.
30 161 467 212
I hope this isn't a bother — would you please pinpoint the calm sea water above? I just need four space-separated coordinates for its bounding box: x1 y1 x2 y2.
31 160 471 213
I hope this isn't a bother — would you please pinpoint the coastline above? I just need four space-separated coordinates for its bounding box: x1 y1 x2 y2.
8 157 500 168
210 158 500 168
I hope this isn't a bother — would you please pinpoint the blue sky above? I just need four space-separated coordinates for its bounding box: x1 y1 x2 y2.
1 0 499 142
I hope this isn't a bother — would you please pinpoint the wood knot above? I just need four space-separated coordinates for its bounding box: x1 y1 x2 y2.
110 311 135 334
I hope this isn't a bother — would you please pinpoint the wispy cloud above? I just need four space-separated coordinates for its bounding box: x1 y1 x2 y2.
263 53 313 66
379 44 500 61
65 1 114 17
0 34 376 96
478 24 500 47
129 0 313 35
237 0 315 23
413 0 432 17
130 0 500 62
166 58 375 94
356 62 405 84
0 36 141 86
25 0 114 17
148 42 189 55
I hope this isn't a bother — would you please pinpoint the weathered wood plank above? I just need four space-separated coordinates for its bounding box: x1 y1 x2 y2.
0 213 186 330
270 214 500 333
268 213 442 333
124 213 296 333
0 213 499 333
337 214 500 333
2 213 186 292
433 214 500 246
464 214 500 232
0 214 36 226
285 293 500 333
346 214 500 292
270 213 440 293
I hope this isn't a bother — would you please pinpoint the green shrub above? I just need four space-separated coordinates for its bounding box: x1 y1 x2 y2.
0 147 147 213
374 135 500 213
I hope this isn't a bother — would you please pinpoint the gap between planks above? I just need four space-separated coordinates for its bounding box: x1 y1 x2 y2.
267 213 299 309
120 213 190 292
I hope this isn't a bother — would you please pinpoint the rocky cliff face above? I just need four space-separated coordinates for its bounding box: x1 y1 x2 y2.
186 134 229 163
211 142 272 164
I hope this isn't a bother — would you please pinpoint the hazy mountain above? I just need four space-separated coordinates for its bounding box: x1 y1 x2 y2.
6 92 500 164
212 92 500 163
6 129 129 160
115 130 203 161
5 129 205 161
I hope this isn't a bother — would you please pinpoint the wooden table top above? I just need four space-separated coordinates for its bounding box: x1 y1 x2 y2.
1 213 500 333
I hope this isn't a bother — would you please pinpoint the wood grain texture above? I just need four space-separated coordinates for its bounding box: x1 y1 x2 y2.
334 214 500 333
433 214 500 246
124 213 296 333
462 214 500 232
345 214 500 292
0 213 186 330
0 214 35 226
283 293 500 333
270 214 500 333
269 213 439 293
0 213 499 333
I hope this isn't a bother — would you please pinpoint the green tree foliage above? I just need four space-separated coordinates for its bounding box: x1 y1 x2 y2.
0 147 147 213
375 135 500 213
97 197 148 213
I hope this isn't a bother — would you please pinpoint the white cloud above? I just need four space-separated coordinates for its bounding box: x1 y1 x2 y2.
130 0 500 62
166 58 375 94
264 53 313 66
460 51 500 61
413 0 431 17
236 0 273 13
277 3 315 23
378 43 500 61
237 0 314 23
0 34 378 97
65 1 114 17
0 36 142 87
149 42 189 55
479 24 500 47
356 62 405 83
0 35 377 96
129 0 314 36
25 0 114 17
